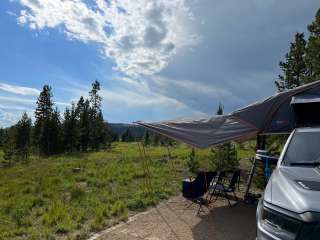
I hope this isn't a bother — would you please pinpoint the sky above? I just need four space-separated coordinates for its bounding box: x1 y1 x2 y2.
0 0 319 127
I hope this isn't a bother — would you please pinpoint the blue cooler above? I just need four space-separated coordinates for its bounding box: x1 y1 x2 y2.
255 150 278 181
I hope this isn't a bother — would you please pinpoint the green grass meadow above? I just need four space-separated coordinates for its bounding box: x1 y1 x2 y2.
0 142 255 240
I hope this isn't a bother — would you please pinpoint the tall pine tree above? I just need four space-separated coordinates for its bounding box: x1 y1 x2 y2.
63 103 79 152
15 112 32 162
2 137 15 167
211 103 238 171
48 107 62 155
34 85 61 155
34 85 53 155
305 9 320 82
0 128 4 148
88 80 108 150
77 97 90 151
275 33 307 92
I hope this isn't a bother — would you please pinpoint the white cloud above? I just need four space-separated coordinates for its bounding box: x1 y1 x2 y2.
65 78 207 118
0 96 35 105
102 88 181 108
16 0 198 77
151 76 233 97
0 97 35 127
0 108 22 127
0 83 40 96
0 95 68 107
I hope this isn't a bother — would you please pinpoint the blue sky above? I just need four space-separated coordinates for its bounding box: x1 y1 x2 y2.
0 0 319 127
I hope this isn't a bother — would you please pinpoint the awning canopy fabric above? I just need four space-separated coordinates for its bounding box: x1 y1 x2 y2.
231 80 320 133
135 80 320 148
136 116 257 148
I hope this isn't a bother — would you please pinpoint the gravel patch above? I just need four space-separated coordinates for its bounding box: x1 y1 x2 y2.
90 195 257 240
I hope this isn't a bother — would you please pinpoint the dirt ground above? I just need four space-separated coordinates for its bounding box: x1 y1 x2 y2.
89 195 257 240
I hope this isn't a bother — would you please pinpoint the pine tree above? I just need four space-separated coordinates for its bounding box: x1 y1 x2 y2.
15 112 32 162
2 141 15 167
89 81 101 149
121 128 134 142
34 85 57 155
216 103 224 115
88 80 108 150
77 97 90 151
305 9 320 82
97 111 110 148
34 85 53 147
275 33 307 92
63 103 79 152
49 107 62 154
89 81 102 115
187 148 199 174
63 107 71 150
211 103 238 171
0 128 4 148
1 126 16 167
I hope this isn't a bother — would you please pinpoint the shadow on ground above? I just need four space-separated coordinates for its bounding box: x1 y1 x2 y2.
92 196 257 240
192 203 256 240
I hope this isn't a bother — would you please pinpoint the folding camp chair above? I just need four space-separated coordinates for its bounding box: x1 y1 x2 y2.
209 169 241 207
182 171 216 214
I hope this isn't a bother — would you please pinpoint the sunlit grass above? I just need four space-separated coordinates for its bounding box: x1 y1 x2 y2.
0 142 255 239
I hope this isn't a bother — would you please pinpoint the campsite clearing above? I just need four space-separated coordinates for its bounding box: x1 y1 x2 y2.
0 142 257 240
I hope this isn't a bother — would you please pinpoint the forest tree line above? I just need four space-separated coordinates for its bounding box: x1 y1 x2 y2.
0 80 112 166
120 127 175 147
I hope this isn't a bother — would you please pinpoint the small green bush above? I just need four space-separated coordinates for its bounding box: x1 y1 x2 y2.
186 148 199 174
127 198 146 211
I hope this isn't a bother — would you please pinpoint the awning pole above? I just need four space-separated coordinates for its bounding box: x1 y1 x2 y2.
142 143 152 187
137 141 152 194
166 145 177 178
244 157 257 202
244 134 266 202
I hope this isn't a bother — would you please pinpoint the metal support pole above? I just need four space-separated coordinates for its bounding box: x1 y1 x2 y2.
137 142 152 194
166 146 177 178
244 134 266 203
244 157 257 202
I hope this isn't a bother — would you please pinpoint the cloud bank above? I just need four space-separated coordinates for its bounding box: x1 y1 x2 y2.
17 0 198 77
0 83 40 96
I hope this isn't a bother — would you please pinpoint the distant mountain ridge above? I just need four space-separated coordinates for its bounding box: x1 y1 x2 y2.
108 123 146 139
